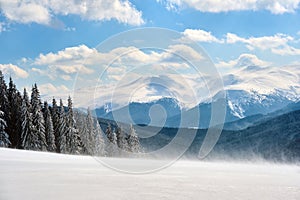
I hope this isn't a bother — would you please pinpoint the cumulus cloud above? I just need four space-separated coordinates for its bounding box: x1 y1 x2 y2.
226 33 300 55
223 65 300 95
32 44 204 81
216 54 271 69
159 0 300 14
181 29 223 43
0 0 144 26
0 63 29 78
39 83 70 94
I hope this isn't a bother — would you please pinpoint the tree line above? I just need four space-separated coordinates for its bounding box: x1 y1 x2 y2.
0 70 141 156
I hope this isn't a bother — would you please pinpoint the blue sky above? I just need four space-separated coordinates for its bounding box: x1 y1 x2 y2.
0 0 300 106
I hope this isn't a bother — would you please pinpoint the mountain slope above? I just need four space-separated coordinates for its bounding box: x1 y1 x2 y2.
223 101 300 130
136 110 300 162
96 97 181 127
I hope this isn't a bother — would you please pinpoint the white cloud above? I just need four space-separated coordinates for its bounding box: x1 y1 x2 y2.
160 0 300 14
0 1 51 24
32 44 204 81
182 29 223 43
223 65 300 95
35 45 98 66
33 45 96 79
0 63 29 78
226 33 300 55
0 0 144 26
216 54 271 69
166 44 204 61
39 83 70 94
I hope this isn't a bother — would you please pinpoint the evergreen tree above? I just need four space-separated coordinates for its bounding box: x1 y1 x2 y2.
116 126 128 151
74 110 88 154
7 77 22 148
86 108 95 154
0 71 9 141
94 119 105 156
21 88 36 150
43 101 56 152
105 123 117 156
58 99 67 153
51 98 60 152
65 97 81 154
128 124 141 153
0 108 10 147
31 84 47 151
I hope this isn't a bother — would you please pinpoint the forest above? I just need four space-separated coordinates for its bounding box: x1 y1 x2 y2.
0 70 142 156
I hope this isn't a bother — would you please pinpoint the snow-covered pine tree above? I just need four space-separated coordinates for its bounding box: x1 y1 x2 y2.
31 84 47 151
128 124 141 153
65 97 81 154
105 123 117 157
7 77 22 148
74 111 89 154
0 71 9 142
21 88 37 150
86 107 95 154
94 119 105 156
51 98 60 152
116 126 128 152
58 99 67 153
43 101 56 152
0 108 10 147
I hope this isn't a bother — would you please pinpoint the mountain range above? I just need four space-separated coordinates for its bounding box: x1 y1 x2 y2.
92 61 299 129
95 90 299 129
97 106 300 162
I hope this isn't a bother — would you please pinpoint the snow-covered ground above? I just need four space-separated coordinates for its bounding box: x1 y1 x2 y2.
0 148 299 200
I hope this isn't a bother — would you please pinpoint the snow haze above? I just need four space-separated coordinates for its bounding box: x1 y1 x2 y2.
1 148 299 200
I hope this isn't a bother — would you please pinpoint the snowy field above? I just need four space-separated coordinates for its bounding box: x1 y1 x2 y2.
0 148 299 200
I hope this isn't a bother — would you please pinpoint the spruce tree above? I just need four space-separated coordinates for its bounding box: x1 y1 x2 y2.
0 71 9 141
116 126 128 151
86 108 95 154
66 97 81 154
58 99 67 153
21 88 36 150
74 111 88 154
128 124 141 153
43 101 56 152
51 98 60 152
31 84 47 151
105 123 117 156
7 77 22 148
94 119 105 156
0 108 10 147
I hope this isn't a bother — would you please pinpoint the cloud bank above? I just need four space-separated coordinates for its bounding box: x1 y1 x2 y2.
0 0 144 26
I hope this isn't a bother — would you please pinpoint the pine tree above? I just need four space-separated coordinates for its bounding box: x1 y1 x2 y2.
105 123 117 156
51 98 60 152
7 77 22 148
74 111 88 154
65 97 81 154
21 88 36 150
58 99 67 153
31 84 47 151
128 124 141 153
94 119 105 156
0 71 9 143
43 101 56 152
116 126 128 152
86 108 95 154
0 108 10 147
